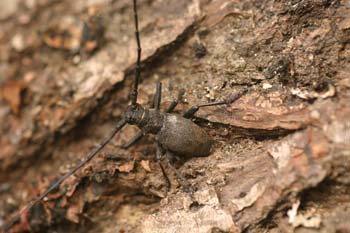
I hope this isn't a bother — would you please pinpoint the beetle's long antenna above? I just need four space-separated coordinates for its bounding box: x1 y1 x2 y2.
2 119 127 232
130 0 141 106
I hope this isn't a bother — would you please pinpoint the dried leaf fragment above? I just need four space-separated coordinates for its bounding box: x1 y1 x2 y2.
115 160 135 173
66 199 84 223
0 80 26 114
140 160 152 172
42 14 103 53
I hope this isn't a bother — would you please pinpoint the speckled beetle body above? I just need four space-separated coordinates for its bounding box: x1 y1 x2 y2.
130 106 213 157
157 114 213 157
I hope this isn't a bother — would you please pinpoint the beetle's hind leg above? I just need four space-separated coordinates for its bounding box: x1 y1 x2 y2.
166 151 194 193
182 89 247 118
156 143 171 196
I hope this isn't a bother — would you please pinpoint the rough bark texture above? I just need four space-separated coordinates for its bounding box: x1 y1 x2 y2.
0 0 349 232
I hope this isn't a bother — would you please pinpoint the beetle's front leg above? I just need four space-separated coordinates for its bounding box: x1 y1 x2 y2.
153 81 162 110
122 131 144 149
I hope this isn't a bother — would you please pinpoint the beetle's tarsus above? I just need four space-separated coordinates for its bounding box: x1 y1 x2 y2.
158 161 171 196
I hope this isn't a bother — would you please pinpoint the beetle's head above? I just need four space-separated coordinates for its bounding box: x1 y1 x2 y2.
125 103 145 125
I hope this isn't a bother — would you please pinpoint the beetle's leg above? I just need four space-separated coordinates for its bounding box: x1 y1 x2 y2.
165 99 178 113
166 151 193 193
182 101 227 118
122 131 143 149
156 143 171 195
165 89 185 113
153 81 162 110
183 89 247 118
158 162 170 196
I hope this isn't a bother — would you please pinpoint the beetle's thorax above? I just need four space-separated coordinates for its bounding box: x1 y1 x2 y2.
125 104 145 125
125 104 164 134
138 108 164 134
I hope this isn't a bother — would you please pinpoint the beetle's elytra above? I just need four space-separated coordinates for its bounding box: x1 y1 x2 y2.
157 114 213 157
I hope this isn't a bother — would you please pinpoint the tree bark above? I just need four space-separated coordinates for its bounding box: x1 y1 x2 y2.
0 0 349 232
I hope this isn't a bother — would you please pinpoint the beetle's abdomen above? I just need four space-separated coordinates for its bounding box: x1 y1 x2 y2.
157 114 213 157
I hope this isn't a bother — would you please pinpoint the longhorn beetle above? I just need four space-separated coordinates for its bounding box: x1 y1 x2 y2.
3 0 247 231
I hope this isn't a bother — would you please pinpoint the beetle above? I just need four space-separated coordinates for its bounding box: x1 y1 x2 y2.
2 0 246 231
